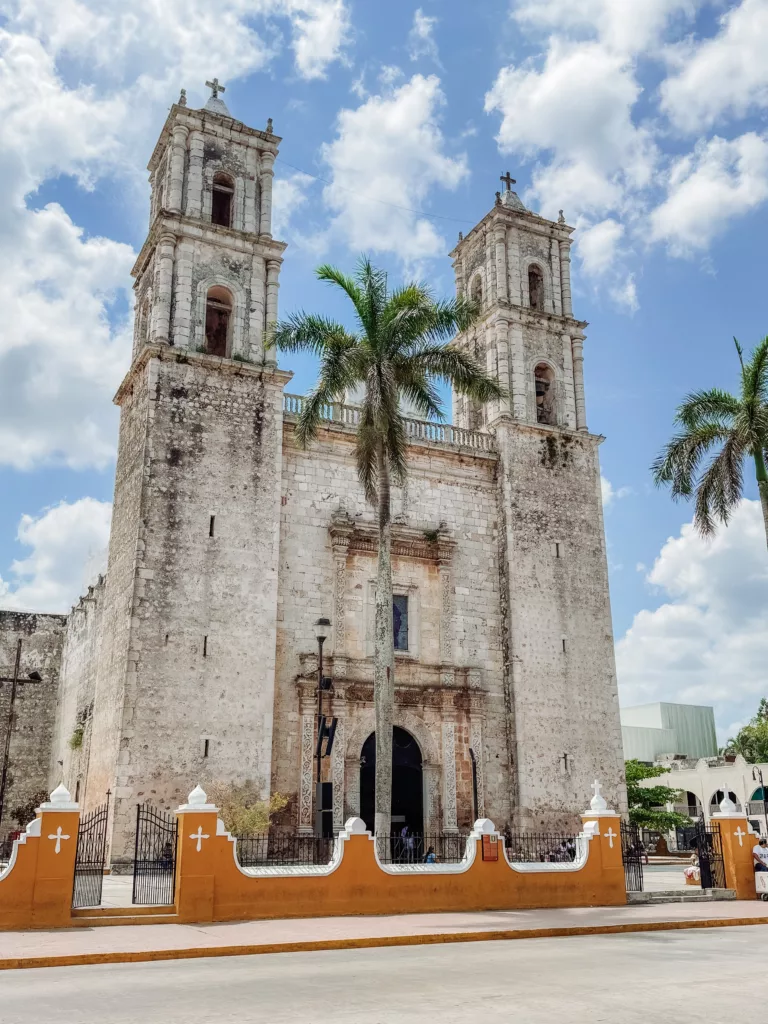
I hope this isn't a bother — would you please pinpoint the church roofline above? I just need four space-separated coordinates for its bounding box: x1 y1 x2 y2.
147 102 282 172
449 202 574 259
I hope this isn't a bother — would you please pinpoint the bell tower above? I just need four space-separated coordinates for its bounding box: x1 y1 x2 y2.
132 80 284 364
450 177 626 829
86 83 293 867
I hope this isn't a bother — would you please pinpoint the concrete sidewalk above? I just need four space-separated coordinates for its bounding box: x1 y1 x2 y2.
3 901 768 971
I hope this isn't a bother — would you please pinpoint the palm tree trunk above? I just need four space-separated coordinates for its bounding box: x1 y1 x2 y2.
374 441 395 851
755 450 768 550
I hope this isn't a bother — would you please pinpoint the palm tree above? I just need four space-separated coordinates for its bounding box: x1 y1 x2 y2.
272 258 505 839
653 337 768 549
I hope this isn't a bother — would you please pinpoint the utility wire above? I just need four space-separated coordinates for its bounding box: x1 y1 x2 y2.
278 158 476 226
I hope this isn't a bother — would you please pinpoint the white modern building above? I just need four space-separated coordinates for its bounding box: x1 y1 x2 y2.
621 702 718 763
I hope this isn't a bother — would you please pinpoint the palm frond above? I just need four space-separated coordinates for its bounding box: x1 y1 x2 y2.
354 414 379 505
408 344 506 403
652 422 732 497
295 340 364 448
693 433 746 535
675 388 740 429
385 412 408 488
743 336 768 407
392 360 445 421
271 312 356 356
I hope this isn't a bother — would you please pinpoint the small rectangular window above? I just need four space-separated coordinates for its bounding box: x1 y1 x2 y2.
393 595 409 651
555 542 561 558
203 636 208 657
562 638 567 653
204 739 209 758
209 515 215 537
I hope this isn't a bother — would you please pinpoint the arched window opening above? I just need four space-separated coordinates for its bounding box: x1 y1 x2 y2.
211 173 234 227
205 285 232 357
709 789 742 813
470 275 482 305
528 265 544 311
534 363 556 425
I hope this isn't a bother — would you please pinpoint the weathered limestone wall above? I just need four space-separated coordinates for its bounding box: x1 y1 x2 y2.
101 349 289 865
0 612 66 829
272 423 507 833
493 420 626 828
50 577 106 807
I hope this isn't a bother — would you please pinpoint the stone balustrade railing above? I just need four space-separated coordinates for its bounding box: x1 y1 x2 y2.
283 394 496 453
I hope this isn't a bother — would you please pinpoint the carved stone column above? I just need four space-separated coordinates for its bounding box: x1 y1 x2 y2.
331 714 346 833
441 721 458 835
329 512 354 678
495 225 508 302
550 237 563 315
468 678 486 821
166 124 188 215
496 318 511 416
572 334 587 431
151 232 176 344
509 321 527 421
185 131 205 219
298 693 316 835
423 763 441 835
265 259 280 357
561 332 576 429
259 151 276 237
559 238 573 316
345 757 361 821
249 256 266 363
437 532 455 672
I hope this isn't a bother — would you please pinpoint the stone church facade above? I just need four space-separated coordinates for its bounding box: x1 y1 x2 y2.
0 89 626 865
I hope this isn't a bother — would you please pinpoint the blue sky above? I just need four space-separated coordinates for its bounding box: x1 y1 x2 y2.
1 0 767 739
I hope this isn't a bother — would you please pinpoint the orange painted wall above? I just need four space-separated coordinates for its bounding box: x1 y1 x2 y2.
0 810 79 930
174 814 627 925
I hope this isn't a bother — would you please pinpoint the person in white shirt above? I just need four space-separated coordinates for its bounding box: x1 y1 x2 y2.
752 837 768 871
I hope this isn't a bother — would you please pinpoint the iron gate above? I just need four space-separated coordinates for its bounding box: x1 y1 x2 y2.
620 821 644 892
693 818 726 889
132 804 178 905
71 800 109 908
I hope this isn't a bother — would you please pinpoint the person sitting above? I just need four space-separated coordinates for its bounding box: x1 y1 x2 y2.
424 846 437 864
684 851 700 884
753 837 768 872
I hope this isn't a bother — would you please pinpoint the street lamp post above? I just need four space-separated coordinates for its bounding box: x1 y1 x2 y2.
0 638 43 828
313 618 331 837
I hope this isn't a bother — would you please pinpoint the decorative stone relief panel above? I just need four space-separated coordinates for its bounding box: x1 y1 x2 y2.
470 718 485 818
442 722 458 834
298 712 314 833
331 716 346 832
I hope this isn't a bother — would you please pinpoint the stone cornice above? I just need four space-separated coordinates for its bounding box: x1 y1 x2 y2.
449 204 574 259
486 412 605 445
113 344 293 406
328 510 456 563
131 212 287 280
148 103 281 172
460 306 588 335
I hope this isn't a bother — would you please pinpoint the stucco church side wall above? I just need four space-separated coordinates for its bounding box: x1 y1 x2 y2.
0 613 66 828
50 578 106 808
86 366 150 841
104 350 288 865
493 421 627 828
272 424 508 831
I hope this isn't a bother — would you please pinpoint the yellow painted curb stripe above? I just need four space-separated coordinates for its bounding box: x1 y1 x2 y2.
2 914 768 971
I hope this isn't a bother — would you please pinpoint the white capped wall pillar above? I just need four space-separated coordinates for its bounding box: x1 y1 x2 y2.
572 334 587 431
150 232 176 344
559 238 573 317
185 131 204 219
259 152 276 237
166 124 188 215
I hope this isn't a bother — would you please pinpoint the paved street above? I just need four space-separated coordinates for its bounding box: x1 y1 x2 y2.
3 926 765 1023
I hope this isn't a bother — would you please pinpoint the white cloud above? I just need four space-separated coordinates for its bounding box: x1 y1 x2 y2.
578 218 624 275
616 500 768 741
484 40 657 222
272 171 315 238
609 273 639 313
287 0 351 80
320 73 468 263
512 0 702 55
601 475 631 508
661 0 768 133
649 133 768 255
408 8 440 64
0 499 112 612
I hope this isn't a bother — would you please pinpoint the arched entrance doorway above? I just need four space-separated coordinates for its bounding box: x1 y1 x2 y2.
360 727 423 834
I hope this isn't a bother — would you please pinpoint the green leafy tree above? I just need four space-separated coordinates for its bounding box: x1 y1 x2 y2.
723 698 768 763
625 760 690 831
272 258 504 838
206 781 289 835
652 336 768 547
9 789 48 830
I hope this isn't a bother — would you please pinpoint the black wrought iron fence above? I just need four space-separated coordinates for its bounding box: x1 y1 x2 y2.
72 800 109 908
503 831 579 864
0 827 20 866
376 833 469 865
235 833 334 868
132 804 177 905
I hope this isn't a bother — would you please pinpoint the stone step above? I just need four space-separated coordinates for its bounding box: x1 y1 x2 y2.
627 889 736 905
70 912 179 927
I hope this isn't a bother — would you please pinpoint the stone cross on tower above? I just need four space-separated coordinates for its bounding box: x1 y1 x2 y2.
206 77 226 100
500 171 516 191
